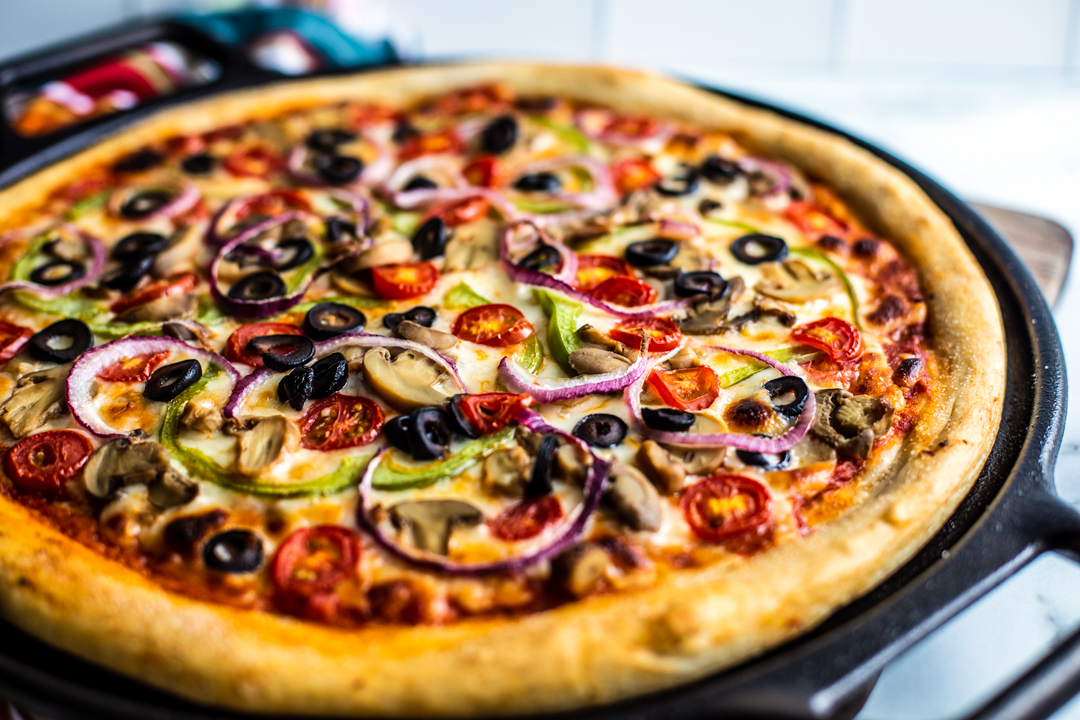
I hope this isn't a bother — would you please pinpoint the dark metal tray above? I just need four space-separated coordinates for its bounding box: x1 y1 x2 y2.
0 20 1075 720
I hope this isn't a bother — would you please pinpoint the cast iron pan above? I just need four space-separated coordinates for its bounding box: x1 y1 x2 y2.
0 21 1075 720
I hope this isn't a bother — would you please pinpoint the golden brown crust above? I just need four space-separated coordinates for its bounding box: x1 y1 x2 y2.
0 62 1004 716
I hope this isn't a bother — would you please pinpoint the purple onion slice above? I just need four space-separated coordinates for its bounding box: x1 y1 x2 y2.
0 225 107 299
498 334 651 403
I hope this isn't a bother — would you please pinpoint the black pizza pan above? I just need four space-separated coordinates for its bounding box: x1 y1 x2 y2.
0 22 1075 720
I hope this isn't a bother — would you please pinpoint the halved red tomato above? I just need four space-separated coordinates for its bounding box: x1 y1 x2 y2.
0 321 33 362
165 134 206 156
491 496 563 542
224 323 304 367
456 393 534 435
233 191 311 222
611 316 681 353
370 262 440 300
110 272 197 315
400 129 463 160
463 156 501 188
575 255 634 292
272 526 361 596
224 145 284 178
97 351 169 382
300 394 385 451
433 196 490 227
610 158 660 195
681 475 772 542
451 304 533 347
646 366 719 411
53 177 111 203
606 115 663 140
792 317 863 365
4 430 92 495
589 276 658 307
784 201 849 240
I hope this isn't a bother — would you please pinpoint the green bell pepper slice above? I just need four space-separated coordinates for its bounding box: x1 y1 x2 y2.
789 247 863 330
530 116 591 154
66 191 109 220
704 217 762 235
715 346 819 388
535 289 583 375
372 426 516 491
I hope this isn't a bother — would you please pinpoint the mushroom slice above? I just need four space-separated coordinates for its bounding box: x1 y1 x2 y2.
482 444 532 497
678 276 745 335
390 500 484 555
557 542 612 598
568 348 631 375
444 220 498 271
84 438 194 508
181 394 224 435
0 363 70 439
577 324 634 359
114 292 198 324
148 471 199 508
395 320 458 350
754 296 797 326
754 259 840 303
363 347 456 411
606 462 662 531
234 415 295 476
810 389 894 458
636 440 687 495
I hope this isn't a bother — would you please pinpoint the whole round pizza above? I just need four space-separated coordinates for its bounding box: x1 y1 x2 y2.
0 63 1004 716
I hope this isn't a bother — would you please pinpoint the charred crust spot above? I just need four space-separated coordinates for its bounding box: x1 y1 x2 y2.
817 235 847 254
868 295 907 325
724 398 771 430
893 357 925 387
163 510 228 556
853 238 880 258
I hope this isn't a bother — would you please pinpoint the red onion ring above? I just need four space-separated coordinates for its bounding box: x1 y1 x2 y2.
108 182 200 220
389 186 521 221
67 335 239 438
657 218 700 241
355 412 607 575
506 155 616 211
738 157 792 197
625 345 815 452
285 144 323 186
503 220 578 286
498 334 650 403
222 367 274 418
0 225 107 299
574 108 673 147
385 155 467 196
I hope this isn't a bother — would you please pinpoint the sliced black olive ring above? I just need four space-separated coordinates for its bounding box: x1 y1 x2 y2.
514 172 562 193
274 238 315 272
102 255 154 293
112 231 167 261
525 434 559 497
520 244 562 272
736 447 791 471
700 155 741 185
114 149 163 173
480 114 519 155
407 406 453 461
446 394 481 439
181 153 216 175
248 334 315 372
309 353 349 399
278 365 314 410
28 319 93 363
304 302 366 341
227 271 286 302
316 154 364 185
655 164 700 197
144 359 203 402
383 306 436 331
29 260 86 287
120 189 174 219
404 175 438 191
202 529 264 573
573 414 628 448
641 407 695 432
763 375 810 418
411 217 448 261
625 239 679 268
306 128 357 152
384 414 413 454
673 270 728 300
730 234 789 265
326 217 359 245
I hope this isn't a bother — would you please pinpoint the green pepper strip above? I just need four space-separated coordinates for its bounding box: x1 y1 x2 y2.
66 191 109 220
391 211 422 238
535 289 582 375
716 346 820 389
10 235 107 319
160 366 369 498
530 116 591 154
509 197 579 215
789 247 863 330
446 283 543 373
372 426 516 491
703 217 762 235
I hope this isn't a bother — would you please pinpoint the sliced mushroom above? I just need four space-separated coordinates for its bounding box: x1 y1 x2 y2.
810 389 894 458
754 259 840 303
153 224 201 277
395 320 457 350
147 471 199 508
350 239 413 272
568 348 631 375
482 444 532 497
0 363 69 438
671 446 726 475
180 394 224 435
341 345 366 374
390 499 484 555
444 220 498 271
606 462 662 531
666 346 700 370
555 442 592 485
114 292 198 324
678 276 744 335
716 308 761 334
556 542 612 598
754 296 797 326
363 348 457 411
84 438 195 508
234 415 295 476
636 440 686 495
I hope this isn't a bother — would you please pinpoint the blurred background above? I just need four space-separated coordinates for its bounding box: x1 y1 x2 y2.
2 1 1080 718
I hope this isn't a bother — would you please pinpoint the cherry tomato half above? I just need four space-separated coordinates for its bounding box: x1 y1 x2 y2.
224 323 304 367
491 496 563 542
300 394 385 451
457 393 534 435
681 475 772 543
370 262 440 300
0 320 33 362
575 255 634 292
4 430 92 495
463 156 501 188
791 317 863 365
224 145 284 178
400 129 463 160
784 201 849 241
611 316 681 353
434 196 490 228
646 366 719 411
610 158 660 195
97 351 169 382
452 304 534 347
110 272 197 316
590 276 658 308
233 191 311 223
606 115 663 140
272 525 361 597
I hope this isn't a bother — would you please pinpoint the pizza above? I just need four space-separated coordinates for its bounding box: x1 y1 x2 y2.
0 63 1004 716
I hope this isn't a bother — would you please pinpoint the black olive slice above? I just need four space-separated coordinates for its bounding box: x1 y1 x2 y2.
674 271 728 300
736 447 791 471
446 394 481 439
480 115 518 155
181 153 216 175
525 435 559 497
202 529 264 573
700 155 741 185
405 306 436 327
573 414 628 448
513 172 561 193
411 217 448 260
625 239 678 268
112 232 167 261
102 254 154 292
306 128 357 152
407 406 452 461
404 175 438 191
304 302 366 341
384 414 413 454
114 149 163 173
325 217 358 244
28 319 93 363
382 312 404 331
641 407 695 432
274 238 315 272
655 164 700 197
520 244 561 272
120 189 174 219
763 376 810 419
143 359 202 401
730 234 788 265
278 365 314 410
29 260 86 287
309 353 348 399
228 271 286 301
162 322 198 342
248 334 315 372
316 154 364 185
393 121 419 145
